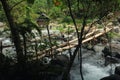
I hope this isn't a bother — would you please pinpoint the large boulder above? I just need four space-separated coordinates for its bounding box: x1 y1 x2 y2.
102 44 120 58
102 46 111 57
115 66 120 76
104 56 120 66
50 55 69 67
113 26 120 33
100 74 120 80
117 17 120 23
102 43 120 65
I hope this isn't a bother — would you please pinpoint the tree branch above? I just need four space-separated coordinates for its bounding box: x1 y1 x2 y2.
10 0 25 11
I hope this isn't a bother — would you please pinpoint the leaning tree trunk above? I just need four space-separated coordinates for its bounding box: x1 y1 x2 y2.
0 0 24 65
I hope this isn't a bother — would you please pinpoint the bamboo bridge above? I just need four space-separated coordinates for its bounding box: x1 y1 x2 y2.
0 22 114 59
33 25 113 59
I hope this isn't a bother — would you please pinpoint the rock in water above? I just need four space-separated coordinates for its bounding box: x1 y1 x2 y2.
100 74 120 80
102 46 111 57
50 55 69 67
115 66 120 76
102 43 120 58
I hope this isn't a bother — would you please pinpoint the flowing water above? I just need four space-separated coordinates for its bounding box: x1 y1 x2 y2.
1 38 16 60
71 63 109 80
70 44 120 80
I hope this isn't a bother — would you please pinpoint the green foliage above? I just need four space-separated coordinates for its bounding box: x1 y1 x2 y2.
56 24 65 33
0 11 6 21
49 7 62 18
108 31 120 38
66 26 74 34
32 0 54 15
0 3 6 21
94 0 120 19
0 0 120 23
11 2 26 23
61 16 72 24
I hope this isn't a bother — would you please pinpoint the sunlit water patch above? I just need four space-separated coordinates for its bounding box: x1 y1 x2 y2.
71 63 110 80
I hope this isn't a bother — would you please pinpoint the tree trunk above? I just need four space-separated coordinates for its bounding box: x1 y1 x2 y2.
0 0 24 65
62 0 84 80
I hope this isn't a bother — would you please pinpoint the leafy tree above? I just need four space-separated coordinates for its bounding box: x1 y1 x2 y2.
0 0 36 68
1 0 24 66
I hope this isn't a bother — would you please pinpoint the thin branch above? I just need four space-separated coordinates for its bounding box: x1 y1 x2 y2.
10 0 25 11
79 16 86 80
83 19 99 39
78 2 91 80
62 0 84 80
67 0 79 39
46 25 53 57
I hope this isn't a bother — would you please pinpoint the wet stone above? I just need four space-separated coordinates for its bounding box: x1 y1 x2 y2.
115 66 120 76
50 54 69 67
113 26 120 33
102 43 120 59
100 74 120 80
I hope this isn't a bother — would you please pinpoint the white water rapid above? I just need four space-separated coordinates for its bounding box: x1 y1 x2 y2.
70 44 119 80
